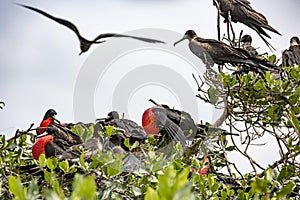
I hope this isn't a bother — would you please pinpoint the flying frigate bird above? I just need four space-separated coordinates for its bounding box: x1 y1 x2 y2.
18 4 165 55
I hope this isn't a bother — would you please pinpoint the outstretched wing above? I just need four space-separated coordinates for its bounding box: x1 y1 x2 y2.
18 4 83 39
93 33 165 44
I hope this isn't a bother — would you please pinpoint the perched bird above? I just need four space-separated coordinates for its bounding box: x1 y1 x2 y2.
36 109 60 135
142 100 198 149
241 34 259 58
282 36 300 67
149 99 197 140
18 4 165 55
45 124 83 148
31 134 55 160
213 0 281 49
174 30 278 72
32 124 84 160
96 111 148 150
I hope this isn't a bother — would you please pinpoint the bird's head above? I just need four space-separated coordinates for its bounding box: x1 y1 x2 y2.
43 109 59 122
37 109 60 135
107 111 120 120
174 30 197 46
96 111 120 123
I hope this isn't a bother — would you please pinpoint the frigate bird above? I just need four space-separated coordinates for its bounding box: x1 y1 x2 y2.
142 99 199 149
282 36 300 67
32 123 83 160
213 0 281 49
36 109 60 135
147 99 198 140
18 4 165 55
174 30 278 72
96 111 148 150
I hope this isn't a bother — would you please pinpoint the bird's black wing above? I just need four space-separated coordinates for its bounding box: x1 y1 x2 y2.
239 4 281 36
108 119 148 140
195 37 256 65
233 0 252 10
92 33 165 44
151 107 187 148
18 4 83 39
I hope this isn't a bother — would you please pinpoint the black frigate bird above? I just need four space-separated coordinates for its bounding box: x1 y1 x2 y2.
174 30 278 72
213 0 281 50
18 4 165 55
147 99 198 141
142 99 199 149
96 111 148 151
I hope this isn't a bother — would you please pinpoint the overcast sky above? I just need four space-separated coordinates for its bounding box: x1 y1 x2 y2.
0 0 299 173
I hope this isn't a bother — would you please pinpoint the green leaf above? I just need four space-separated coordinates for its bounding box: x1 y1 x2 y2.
124 138 131 150
46 157 58 171
276 182 295 198
38 154 46 168
44 171 52 184
131 141 140 150
265 71 271 83
291 112 300 132
59 160 69 173
267 54 277 64
277 165 295 182
27 180 39 200
145 187 159 200
8 175 27 200
208 86 219 105
106 158 122 177
225 146 236 151
70 174 96 200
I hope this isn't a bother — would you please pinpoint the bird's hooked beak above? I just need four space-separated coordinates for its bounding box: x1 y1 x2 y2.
95 117 106 122
53 116 61 124
35 130 50 139
149 99 159 106
174 35 188 46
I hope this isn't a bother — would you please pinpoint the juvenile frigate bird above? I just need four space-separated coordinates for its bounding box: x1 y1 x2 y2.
213 0 281 49
18 4 165 55
174 30 278 72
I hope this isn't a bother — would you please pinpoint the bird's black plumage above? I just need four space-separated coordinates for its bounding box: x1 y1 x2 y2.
18 4 165 55
213 0 281 50
149 99 198 141
174 30 278 72
282 45 300 67
97 111 148 150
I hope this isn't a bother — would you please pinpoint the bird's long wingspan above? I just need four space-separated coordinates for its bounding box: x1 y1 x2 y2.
93 33 165 44
18 4 82 39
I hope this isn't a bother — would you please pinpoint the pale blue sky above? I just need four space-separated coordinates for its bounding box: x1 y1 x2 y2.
0 0 299 173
